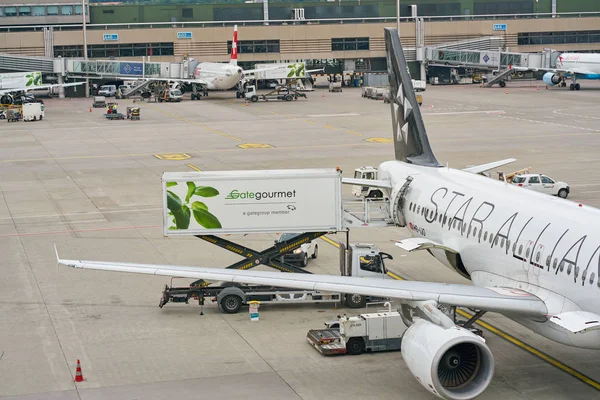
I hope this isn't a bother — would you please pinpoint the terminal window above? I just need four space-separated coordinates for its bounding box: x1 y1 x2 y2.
47 6 59 16
4 7 16 17
227 40 280 54
473 1 533 14
331 38 369 51
18 6 31 16
518 31 600 45
55 43 175 58
32 6 45 16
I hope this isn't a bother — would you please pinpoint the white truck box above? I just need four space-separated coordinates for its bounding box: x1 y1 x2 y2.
22 102 45 121
162 169 343 235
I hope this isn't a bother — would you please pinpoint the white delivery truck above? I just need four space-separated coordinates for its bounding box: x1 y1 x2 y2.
22 102 45 121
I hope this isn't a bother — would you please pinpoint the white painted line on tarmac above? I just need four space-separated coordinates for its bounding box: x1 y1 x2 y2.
424 110 506 116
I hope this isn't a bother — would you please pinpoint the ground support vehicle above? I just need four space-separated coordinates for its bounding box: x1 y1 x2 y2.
104 112 125 120
157 88 183 102
6 109 21 122
351 166 388 199
22 102 45 122
92 96 106 108
329 81 342 92
512 173 570 198
157 235 392 313
126 106 141 120
245 85 307 102
307 303 406 355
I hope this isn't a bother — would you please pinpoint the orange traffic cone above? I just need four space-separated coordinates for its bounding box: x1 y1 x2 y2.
74 359 85 382
245 100 248 107
89 106 92 112
322 92 325 98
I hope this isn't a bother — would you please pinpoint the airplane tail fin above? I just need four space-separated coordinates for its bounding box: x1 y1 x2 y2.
230 25 238 66
385 28 441 167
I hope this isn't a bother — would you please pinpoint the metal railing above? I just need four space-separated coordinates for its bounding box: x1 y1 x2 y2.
1 11 600 32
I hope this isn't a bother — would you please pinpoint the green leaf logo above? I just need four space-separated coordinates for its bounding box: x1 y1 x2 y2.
193 208 222 229
194 186 219 197
191 201 208 211
166 190 182 212
166 182 177 188
185 182 196 203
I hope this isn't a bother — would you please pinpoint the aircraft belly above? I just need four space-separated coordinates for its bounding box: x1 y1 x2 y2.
509 316 600 349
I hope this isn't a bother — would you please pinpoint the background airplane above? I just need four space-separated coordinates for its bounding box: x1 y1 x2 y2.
56 28 600 400
514 52 600 90
120 25 321 99
0 71 84 104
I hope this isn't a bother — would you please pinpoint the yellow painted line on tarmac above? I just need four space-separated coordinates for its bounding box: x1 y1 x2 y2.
324 125 339 130
304 120 316 124
321 235 600 391
270 111 280 115
186 164 202 172
346 130 363 137
144 104 241 142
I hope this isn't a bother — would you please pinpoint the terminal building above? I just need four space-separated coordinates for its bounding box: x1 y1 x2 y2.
1 0 600 81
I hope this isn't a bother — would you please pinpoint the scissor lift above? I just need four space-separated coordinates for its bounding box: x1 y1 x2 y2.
159 232 333 313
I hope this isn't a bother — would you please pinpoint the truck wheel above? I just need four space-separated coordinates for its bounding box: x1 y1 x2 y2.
558 189 569 199
301 253 308 267
220 294 243 314
285 95 293 101
236 92 241 99
251 95 258 102
499 81 506 88
312 245 318 259
346 294 367 309
346 338 365 355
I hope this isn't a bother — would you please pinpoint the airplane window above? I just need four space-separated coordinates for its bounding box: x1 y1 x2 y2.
501 238 505 247
513 243 516 253
462 224 466 235
439 214 442 222
583 270 587 281
409 202 413 211
526 248 530 258
479 230 483 240
536 252 540 262
473 227 477 236
417 206 421 214
443 215 447 224
489 234 494 244
494 236 499 246
518 245 523 255
568 265 573 275
559 261 565 271
506 240 511 250
468 226 472 236
546 256 551 266
484 232 488 241
591 272 596 285
553 258 558 269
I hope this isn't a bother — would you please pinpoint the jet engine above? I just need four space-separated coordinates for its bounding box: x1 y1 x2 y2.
543 72 561 86
401 319 494 400
0 94 14 105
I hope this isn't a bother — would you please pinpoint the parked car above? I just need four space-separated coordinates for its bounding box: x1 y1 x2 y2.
511 174 570 198
276 232 318 267
98 85 117 97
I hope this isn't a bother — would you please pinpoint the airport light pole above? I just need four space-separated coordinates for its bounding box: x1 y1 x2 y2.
82 0 89 98
396 0 400 34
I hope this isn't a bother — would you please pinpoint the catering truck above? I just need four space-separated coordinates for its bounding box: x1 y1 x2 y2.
157 169 392 313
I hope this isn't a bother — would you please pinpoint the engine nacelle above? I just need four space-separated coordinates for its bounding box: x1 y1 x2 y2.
402 319 494 400
543 72 561 86
0 94 14 105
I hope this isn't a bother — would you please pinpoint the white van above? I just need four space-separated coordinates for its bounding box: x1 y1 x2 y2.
98 85 117 97
22 102 45 121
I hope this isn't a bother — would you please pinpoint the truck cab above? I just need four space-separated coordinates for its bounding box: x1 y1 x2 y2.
351 166 385 199
342 243 392 281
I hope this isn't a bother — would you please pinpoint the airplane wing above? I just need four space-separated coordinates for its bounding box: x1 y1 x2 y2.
56 250 547 316
0 82 84 95
462 158 516 175
341 178 392 189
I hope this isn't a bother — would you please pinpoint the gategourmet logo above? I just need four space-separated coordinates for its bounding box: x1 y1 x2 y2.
226 189 297 201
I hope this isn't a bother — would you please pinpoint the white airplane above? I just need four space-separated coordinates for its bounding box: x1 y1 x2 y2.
56 28 600 400
514 52 600 91
121 25 321 99
0 71 84 104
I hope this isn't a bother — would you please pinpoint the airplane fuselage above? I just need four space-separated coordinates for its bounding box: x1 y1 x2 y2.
378 160 600 349
558 53 600 78
194 62 242 90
